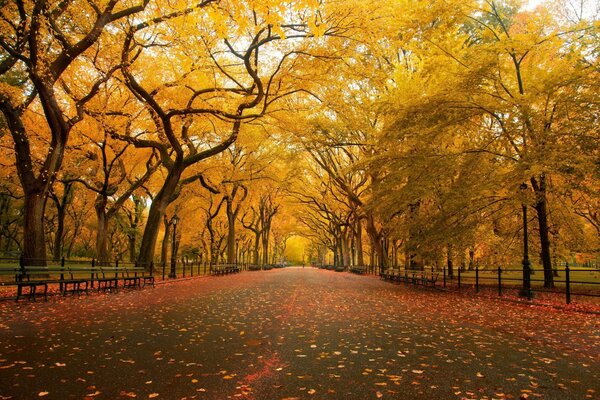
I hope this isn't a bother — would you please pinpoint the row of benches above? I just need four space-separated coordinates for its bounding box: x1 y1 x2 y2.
211 264 241 275
350 266 367 274
380 268 439 287
1 266 155 301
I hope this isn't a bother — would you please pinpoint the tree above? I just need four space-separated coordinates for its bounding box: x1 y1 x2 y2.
109 0 353 268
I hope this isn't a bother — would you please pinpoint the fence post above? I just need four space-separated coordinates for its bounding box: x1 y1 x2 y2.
18 253 25 282
475 266 479 293
565 262 571 305
443 267 446 288
60 257 65 292
497 267 502 296
91 258 95 288
458 268 461 289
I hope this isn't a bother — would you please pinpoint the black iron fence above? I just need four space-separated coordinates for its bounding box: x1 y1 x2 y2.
409 264 600 304
0 255 252 301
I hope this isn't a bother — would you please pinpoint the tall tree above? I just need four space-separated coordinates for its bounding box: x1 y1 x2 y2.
111 0 351 267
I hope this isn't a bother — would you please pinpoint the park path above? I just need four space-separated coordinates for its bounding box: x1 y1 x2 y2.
0 268 598 400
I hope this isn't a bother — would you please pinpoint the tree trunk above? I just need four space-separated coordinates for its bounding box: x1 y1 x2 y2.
95 195 110 264
355 217 364 266
160 216 171 269
262 226 270 266
365 213 383 270
23 191 47 265
341 230 350 268
128 235 137 263
226 198 236 264
531 175 554 288
52 201 66 262
137 166 183 269
253 231 260 265
468 246 475 271
447 245 454 277
128 196 143 262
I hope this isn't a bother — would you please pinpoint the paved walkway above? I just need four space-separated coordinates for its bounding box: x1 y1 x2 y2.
0 268 598 399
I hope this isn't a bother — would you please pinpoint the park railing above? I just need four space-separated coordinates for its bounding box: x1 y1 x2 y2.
0 255 246 301
431 264 600 305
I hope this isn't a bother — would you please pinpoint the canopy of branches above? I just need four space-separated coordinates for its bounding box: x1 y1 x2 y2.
0 0 598 277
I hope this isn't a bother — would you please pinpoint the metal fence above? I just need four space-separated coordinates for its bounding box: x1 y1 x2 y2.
403 264 600 304
0 255 249 301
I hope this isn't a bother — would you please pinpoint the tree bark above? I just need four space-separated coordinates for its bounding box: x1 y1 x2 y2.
95 195 110 264
160 215 171 269
253 231 260 265
226 197 236 264
50 183 72 262
366 213 383 270
262 225 270 266
137 165 183 269
531 175 554 288
23 191 47 265
447 245 454 277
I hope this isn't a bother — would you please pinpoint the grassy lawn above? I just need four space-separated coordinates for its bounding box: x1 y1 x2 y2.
450 267 600 292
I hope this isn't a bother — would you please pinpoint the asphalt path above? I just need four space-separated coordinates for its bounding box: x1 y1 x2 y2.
0 268 598 400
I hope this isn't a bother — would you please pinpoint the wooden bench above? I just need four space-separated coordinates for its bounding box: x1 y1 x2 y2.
122 272 141 289
211 264 240 275
59 267 89 296
0 259 155 301
93 266 154 290
351 266 367 274
15 267 50 301
381 269 439 288
17 281 48 301
94 267 119 292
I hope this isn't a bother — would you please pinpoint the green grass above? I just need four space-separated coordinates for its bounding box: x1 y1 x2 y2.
450 267 600 291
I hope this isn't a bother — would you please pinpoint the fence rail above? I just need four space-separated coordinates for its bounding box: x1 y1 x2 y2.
391 264 600 305
0 255 251 301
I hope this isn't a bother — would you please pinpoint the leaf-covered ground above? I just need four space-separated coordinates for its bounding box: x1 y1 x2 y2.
0 268 598 399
